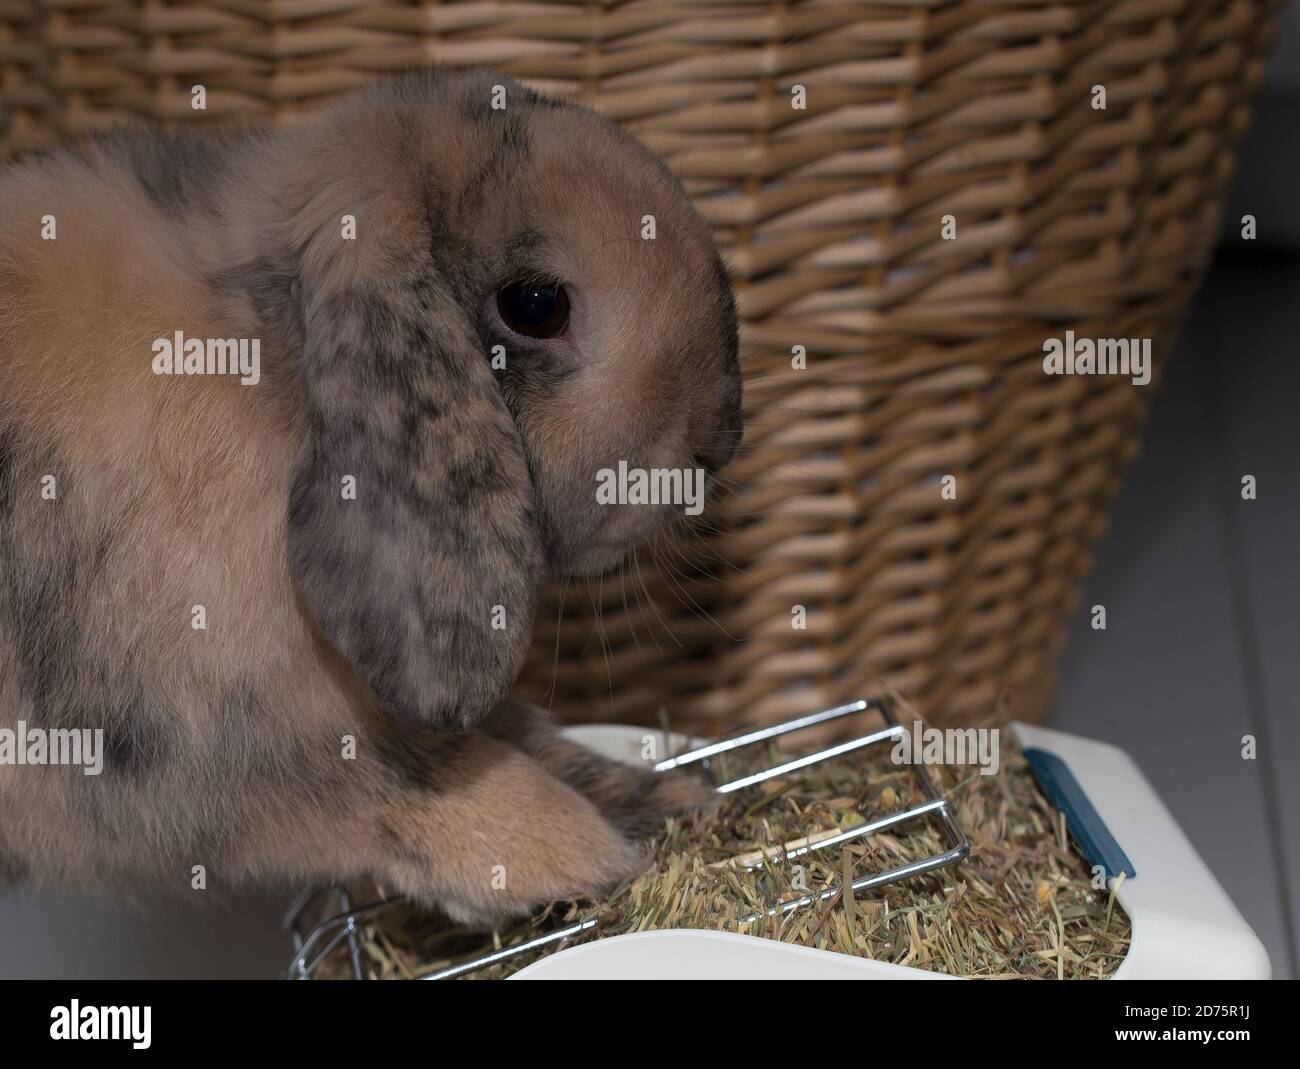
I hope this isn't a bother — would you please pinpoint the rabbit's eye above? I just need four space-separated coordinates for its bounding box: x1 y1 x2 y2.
496 281 570 339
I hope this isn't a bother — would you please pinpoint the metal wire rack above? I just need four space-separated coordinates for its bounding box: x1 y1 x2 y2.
284 697 970 979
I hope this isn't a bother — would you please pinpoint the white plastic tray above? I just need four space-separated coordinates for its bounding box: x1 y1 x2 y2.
511 722 1271 980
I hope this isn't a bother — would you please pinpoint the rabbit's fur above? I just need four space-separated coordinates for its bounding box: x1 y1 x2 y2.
0 70 740 923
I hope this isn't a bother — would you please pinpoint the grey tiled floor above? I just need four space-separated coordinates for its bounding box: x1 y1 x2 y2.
1054 253 1300 980
0 256 1295 979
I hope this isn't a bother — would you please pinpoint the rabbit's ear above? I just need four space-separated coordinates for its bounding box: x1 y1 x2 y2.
287 280 545 731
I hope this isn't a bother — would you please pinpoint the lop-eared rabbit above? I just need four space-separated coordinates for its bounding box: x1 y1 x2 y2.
0 70 741 924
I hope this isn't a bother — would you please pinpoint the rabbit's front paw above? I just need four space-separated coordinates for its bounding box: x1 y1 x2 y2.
482 700 715 840
557 761 715 841
367 735 650 928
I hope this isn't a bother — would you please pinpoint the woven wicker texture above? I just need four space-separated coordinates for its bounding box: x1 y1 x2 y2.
0 1 1280 735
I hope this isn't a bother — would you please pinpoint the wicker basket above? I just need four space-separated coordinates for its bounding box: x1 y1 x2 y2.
0 1 1280 735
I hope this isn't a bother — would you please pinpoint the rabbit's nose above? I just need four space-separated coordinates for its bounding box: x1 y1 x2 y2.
693 416 742 474
688 352 743 473
715 386 745 467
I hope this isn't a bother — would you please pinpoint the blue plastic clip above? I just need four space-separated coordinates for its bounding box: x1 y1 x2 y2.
1023 747 1136 881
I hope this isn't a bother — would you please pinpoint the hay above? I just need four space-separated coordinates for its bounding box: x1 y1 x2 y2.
319 732 1130 980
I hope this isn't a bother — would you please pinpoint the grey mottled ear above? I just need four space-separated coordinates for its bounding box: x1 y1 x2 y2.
287 278 545 731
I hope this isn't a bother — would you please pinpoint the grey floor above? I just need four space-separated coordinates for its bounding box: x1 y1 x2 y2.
1054 251 1300 981
1 254 1296 979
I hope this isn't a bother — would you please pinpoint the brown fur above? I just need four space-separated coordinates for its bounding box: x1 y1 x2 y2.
0 70 739 923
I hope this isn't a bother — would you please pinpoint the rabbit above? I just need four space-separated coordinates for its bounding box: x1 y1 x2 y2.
0 69 741 926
